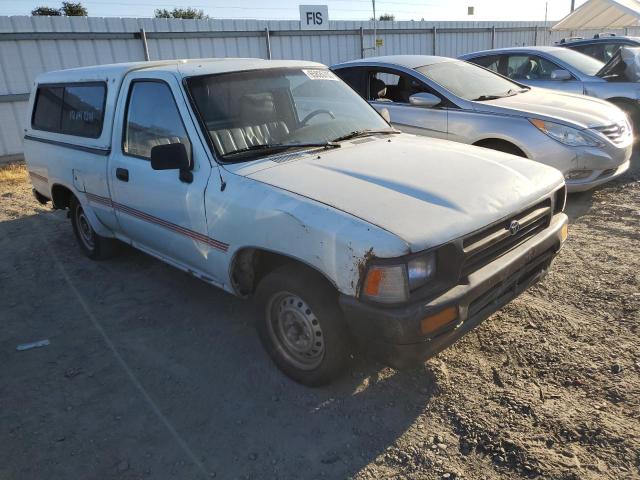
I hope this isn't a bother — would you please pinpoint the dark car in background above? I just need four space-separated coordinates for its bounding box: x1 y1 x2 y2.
558 34 640 63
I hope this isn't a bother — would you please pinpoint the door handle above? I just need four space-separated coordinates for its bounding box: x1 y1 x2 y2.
116 168 129 182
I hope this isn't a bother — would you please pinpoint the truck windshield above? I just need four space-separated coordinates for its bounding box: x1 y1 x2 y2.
186 68 392 161
415 60 528 101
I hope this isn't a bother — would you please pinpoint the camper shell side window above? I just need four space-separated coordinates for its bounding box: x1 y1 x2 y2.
31 82 107 139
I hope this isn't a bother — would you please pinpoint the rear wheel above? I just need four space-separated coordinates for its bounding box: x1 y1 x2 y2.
70 196 117 260
254 264 352 386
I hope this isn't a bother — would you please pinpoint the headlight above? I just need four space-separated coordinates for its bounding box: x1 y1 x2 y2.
529 119 602 147
362 253 436 303
407 253 436 290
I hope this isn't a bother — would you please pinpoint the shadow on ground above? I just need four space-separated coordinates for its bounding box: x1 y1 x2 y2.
0 210 438 480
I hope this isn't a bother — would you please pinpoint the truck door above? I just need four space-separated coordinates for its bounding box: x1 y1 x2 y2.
108 71 222 280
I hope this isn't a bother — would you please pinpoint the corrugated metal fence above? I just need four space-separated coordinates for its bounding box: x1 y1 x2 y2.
2 15 640 160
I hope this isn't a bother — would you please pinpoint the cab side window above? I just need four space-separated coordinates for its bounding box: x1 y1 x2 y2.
123 81 191 161
368 70 435 104
506 55 568 80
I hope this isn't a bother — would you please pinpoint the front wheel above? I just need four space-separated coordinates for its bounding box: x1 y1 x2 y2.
254 264 352 386
70 196 117 260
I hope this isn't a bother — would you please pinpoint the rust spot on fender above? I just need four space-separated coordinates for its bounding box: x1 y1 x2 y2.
354 247 376 293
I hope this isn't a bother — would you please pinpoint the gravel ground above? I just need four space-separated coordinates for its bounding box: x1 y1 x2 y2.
0 159 638 480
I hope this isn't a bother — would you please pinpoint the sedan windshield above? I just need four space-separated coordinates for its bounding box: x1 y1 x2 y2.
415 60 527 101
548 49 605 76
186 68 391 161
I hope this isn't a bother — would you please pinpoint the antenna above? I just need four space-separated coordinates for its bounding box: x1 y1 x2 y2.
217 166 227 191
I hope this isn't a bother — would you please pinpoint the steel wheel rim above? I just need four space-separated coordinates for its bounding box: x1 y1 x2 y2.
266 291 325 370
75 205 95 250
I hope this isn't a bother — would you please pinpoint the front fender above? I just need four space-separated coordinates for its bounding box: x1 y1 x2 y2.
208 174 410 297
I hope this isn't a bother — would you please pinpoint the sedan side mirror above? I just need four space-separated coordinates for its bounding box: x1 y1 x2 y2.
150 142 192 183
551 69 572 81
409 92 442 108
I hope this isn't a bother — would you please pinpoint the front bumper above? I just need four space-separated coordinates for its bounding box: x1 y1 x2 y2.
565 159 630 192
530 134 632 192
339 213 568 369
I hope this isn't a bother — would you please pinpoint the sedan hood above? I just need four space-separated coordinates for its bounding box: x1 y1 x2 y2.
477 88 626 129
243 134 563 252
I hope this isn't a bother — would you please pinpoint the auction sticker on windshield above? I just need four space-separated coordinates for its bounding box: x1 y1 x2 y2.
303 69 339 80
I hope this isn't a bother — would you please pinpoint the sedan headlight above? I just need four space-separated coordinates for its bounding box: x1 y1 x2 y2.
529 119 603 147
362 252 436 303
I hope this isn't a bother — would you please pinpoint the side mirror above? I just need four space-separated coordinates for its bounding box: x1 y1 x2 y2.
551 69 572 81
409 92 442 108
379 107 391 123
150 142 192 183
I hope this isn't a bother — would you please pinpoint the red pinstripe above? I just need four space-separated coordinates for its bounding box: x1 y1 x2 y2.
85 192 229 252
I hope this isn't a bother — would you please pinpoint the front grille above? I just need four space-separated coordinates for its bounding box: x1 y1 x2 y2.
461 199 552 276
467 246 555 318
593 122 631 145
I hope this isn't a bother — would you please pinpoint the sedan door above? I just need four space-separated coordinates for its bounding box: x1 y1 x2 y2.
502 54 584 94
364 67 448 139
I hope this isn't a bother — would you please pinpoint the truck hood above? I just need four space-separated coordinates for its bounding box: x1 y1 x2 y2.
242 134 563 253
477 88 626 129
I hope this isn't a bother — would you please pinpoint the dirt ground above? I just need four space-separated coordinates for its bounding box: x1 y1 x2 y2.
1 158 638 480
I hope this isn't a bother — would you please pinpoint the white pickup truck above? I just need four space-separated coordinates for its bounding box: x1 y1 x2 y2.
25 59 568 385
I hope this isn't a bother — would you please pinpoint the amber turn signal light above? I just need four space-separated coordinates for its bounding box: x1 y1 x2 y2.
561 223 568 243
420 306 458 335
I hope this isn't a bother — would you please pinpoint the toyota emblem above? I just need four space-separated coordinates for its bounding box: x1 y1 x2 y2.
508 220 521 235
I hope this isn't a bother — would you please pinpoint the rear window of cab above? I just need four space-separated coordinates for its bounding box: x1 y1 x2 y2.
31 82 106 138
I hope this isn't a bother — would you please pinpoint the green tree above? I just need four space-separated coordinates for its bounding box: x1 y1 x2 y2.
377 13 395 21
60 2 88 16
154 7 209 19
31 6 62 16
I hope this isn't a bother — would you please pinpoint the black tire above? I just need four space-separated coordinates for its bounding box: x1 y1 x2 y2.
254 264 352 386
476 140 526 158
70 196 117 260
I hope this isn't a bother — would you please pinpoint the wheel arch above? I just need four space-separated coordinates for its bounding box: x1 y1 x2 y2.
472 138 528 158
50 182 74 210
50 182 115 238
229 247 339 298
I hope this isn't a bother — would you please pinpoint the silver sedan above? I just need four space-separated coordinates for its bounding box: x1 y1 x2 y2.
331 55 632 192
459 46 640 129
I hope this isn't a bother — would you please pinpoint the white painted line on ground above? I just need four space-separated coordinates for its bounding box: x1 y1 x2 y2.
40 232 211 479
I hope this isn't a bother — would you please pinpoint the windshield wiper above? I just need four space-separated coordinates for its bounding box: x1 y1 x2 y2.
472 94 504 101
474 88 529 101
221 142 340 160
331 128 400 142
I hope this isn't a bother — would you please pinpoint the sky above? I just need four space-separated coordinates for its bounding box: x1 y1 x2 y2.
0 0 589 21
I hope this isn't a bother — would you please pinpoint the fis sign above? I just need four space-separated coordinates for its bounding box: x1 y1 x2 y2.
299 5 329 30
